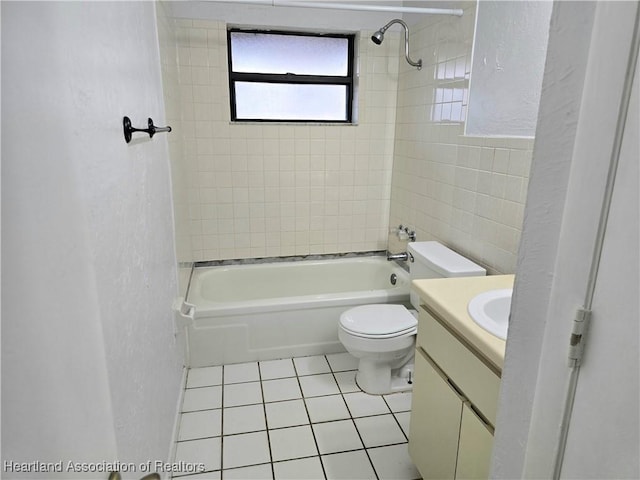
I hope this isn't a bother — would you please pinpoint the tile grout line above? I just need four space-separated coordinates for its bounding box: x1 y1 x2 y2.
382 394 410 443
220 365 225 474
294 357 329 480
180 357 415 479
174 368 224 478
327 357 380 480
256 360 276 480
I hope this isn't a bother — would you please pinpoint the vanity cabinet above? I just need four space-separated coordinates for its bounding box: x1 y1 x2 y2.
409 306 501 480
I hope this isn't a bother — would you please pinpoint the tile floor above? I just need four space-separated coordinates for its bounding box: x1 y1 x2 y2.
173 353 420 480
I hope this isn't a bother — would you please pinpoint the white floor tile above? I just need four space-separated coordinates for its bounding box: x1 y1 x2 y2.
187 366 223 388
265 399 309 429
174 437 221 473
259 359 296 380
305 395 350 423
368 444 420 480
354 414 407 448
343 391 390 417
321 450 376 480
179 409 222 441
223 431 271 469
326 352 359 372
273 456 324 480
299 373 340 397
312 420 363 455
223 382 263 407
262 377 302 403
178 360 418 480
293 355 331 376
223 404 266 435
383 391 413 412
182 386 223 412
222 463 273 480
269 425 318 462
333 371 360 393
225 362 260 384
394 411 411 438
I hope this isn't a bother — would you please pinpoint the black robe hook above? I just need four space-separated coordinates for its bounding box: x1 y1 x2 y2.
123 116 172 143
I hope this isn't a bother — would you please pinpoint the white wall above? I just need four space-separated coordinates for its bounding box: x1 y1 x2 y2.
162 1 537 267
390 1 534 274
160 4 404 260
493 2 639 477
466 1 552 137
490 4 596 475
2 1 184 476
167 0 409 31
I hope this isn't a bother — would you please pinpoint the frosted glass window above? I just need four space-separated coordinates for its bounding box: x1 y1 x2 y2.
230 32 349 76
235 83 347 121
228 29 355 122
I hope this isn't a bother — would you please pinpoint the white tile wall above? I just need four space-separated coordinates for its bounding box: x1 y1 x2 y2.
390 3 534 274
169 19 400 261
162 7 534 271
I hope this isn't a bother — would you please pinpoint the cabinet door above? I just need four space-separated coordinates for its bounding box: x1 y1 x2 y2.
409 347 463 479
456 402 494 479
419 306 502 426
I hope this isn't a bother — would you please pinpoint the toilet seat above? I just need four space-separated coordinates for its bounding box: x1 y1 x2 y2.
339 304 418 339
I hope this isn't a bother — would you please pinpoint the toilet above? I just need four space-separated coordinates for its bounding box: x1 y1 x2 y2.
338 241 486 394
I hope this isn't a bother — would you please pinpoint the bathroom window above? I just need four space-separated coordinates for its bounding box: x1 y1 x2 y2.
227 29 355 122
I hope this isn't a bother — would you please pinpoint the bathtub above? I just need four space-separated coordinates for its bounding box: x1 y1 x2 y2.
182 256 410 367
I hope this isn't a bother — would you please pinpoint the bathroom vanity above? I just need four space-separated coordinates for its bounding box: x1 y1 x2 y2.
409 275 514 479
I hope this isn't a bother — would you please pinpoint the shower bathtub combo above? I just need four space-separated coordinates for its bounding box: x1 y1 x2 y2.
180 255 410 367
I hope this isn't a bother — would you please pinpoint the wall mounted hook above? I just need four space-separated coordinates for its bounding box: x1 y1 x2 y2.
123 116 172 143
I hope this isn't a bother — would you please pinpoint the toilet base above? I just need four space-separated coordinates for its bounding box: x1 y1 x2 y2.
355 354 415 395
388 362 415 393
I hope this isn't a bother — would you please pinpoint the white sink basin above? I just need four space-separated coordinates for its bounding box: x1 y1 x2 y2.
467 288 512 340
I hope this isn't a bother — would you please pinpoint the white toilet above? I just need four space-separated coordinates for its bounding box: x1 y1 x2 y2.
338 241 486 394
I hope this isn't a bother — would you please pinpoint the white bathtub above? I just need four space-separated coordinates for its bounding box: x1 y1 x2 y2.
183 256 410 367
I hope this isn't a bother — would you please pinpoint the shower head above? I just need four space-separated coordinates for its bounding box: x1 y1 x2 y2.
370 19 422 70
371 29 385 45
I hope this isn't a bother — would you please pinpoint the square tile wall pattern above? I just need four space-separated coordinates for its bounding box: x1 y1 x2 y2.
390 2 534 274
166 18 401 261
173 354 418 479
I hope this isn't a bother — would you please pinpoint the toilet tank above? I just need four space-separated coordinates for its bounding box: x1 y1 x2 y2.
407 241 486 308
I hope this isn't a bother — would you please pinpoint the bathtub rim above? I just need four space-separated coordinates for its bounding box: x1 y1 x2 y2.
187 255 410 318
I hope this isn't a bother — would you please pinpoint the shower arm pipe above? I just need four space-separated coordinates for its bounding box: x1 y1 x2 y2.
204 0 463 16
377 18 422 70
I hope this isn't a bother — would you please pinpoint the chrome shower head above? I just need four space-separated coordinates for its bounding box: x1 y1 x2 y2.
371 29 385 45
370 19 422 70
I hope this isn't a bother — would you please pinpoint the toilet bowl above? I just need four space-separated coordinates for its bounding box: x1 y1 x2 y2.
338 241 486 395
339 304 417 394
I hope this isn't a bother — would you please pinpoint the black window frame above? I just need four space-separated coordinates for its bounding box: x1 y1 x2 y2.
227 28 355 123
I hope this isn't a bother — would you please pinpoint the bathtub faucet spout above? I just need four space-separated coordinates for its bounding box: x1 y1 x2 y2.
386 251 408 262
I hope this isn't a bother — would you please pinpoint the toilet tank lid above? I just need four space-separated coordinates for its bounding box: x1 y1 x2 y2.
340 304 417 336
408 241 486 277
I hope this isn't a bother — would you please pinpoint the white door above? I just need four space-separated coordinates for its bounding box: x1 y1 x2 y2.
559 38 639 479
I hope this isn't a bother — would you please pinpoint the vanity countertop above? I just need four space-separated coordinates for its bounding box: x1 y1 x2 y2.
412 274 515 372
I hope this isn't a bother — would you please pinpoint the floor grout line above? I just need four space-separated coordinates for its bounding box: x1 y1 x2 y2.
219 365 225 472
294 356 328 480
328 357 380 480
257 359 276 480
174 355 417 480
